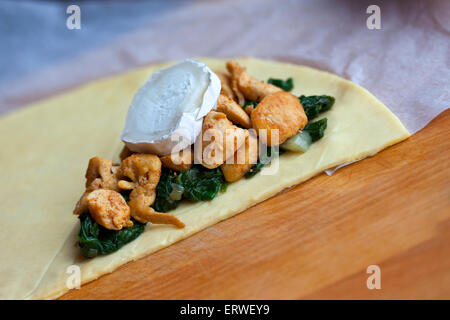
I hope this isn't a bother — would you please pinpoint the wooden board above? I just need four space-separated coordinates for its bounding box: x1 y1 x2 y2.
60 110 450 300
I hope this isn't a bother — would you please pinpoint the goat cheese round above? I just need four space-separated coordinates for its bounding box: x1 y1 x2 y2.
121 59 221 155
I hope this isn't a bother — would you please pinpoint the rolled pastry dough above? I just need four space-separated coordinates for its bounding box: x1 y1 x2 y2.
0 58 409 299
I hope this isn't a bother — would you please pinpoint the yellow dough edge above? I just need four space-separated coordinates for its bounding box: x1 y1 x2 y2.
0 58 409 299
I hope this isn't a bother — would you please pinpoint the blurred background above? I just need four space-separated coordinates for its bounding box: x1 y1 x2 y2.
0 0 448 131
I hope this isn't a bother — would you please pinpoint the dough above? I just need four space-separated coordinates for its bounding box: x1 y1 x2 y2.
0 58 409 299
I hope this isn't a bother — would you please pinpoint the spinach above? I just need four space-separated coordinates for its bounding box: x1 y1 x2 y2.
243 100 258 111
176 165 227 201
244 161 265 178
220 181 228 193
152 165 227 212
245 146 284 178
303 118 328 142
268 77 294 92
77 164 227 258
152 168 181 212
77 211 146 258
299 95 335 120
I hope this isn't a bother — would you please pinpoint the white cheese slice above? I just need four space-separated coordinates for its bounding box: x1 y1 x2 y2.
121 59 221 155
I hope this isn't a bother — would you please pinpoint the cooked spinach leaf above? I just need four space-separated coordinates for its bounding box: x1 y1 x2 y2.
244 161 265 178
299 95 335 120
268 77 294 91
220 181 228 193
245 146 284 178
77 211 146 258
303 118 328 142
152 165 227 211
152 167 181 212
176 165 227 201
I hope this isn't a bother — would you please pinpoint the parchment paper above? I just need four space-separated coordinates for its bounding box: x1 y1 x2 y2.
0 0 448 134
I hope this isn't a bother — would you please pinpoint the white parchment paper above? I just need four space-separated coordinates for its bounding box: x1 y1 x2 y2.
0 0 449 134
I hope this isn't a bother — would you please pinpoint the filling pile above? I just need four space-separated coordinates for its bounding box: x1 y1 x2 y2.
74 60 335 258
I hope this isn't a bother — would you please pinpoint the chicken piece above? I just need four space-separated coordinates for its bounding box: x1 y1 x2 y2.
128 195 185 228
221 132 258 182
85 157 120 191
251 91 308 146
118 154 184 228
216 93 252 128
197 111 248 169
119 154 162 202
224 66 246 106
73 157 120 215
86 189 133 230
160 147 193 172
231 80 246 106
226 61 282 102
74 196 90 216
244 104 255 116
215 71 235 100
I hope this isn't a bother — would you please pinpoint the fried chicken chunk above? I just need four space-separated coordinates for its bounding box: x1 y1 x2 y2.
251 91 308 146
73 157 120 215
215 71 236 101
118 154 185 228
244 103 256 116
221 132 258 182
222 67 246 106
226 61 282 102
197 111 248 169
160 147 193 172
86 189 133 230
216 93 252 128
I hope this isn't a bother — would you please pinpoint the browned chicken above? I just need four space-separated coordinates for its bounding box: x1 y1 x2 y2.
118 154 185 228
86 189 133 230
221 132 258 182
160 147 193 172
73 157 120 215
216 93 252 128
251 91 308 146
226 61 282 102
197 111 248 169
215 71 236 101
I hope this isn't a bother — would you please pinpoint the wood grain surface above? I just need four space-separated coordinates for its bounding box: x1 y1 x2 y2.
61 110 450 300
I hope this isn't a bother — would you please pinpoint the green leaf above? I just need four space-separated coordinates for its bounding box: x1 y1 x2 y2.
152 168 181 212
220 181 229 193
299 95 335 120
244 161 265 178
77 211 146 258
303 118 328 142
245 146 284 178
176 165 226 201
268 77 294 91
152 165 227 212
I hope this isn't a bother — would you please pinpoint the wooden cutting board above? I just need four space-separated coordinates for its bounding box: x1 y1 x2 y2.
61 110 450 300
